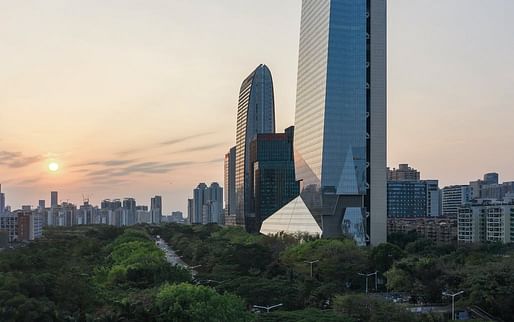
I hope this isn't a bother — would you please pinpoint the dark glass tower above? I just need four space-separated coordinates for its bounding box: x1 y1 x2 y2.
248 126 300 232
235 64 276 227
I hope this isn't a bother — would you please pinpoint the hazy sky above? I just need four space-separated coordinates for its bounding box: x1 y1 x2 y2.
1 0 513 213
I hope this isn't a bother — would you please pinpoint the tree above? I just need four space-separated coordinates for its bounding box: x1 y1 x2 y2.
156 283 253 322
370 243 405 273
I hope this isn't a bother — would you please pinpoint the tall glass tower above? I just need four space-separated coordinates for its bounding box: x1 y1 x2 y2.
262 0 386 245
235 65 276 227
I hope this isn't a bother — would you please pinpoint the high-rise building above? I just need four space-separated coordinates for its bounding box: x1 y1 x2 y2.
187 198 194 224
235 64 276 226
0 184 5 214
247 126 299 232
38 200 46 210
192 183 207 224
205 182 223 224
51 191 58 208
458 196 514 244
224 146 237 219
262 0 387 245
150 196 162 224
387 179 440 218
387 164 421 181
442 185 471 217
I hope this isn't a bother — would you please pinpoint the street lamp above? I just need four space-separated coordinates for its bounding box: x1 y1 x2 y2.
303 260 320 278
358 271 378 294
188 265 202 280
253 303 283 313
442 290 464 320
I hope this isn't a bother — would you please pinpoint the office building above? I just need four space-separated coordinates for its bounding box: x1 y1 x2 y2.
235 64 276 227
151 196 162 224
192 183 207 224
387 164 421 181
262 0 387 245
442 185 471 217
190 183 224 224
38 200 45 210
0 185 5 214
51 191 58 208
0 213 17 242
187 199 194 224
387 179 441 218
247 126 299 232
458 197 514 244
224 146 237 221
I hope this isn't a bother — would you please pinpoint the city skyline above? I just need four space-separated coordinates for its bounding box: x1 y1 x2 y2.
2 0 514 213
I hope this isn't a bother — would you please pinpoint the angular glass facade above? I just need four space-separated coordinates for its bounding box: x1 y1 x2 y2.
293 0 386 245
235 65 275 226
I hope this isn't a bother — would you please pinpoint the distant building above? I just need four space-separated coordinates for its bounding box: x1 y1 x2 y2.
458 197 514 244
387 180 441 218
151 196 162 224
387 217 457 244
187 199 194 224
247 126 299 232
38 200 46 210
387 164 421 181
123 198 137 226
0 184 5 214
13 210 43 241
51 191 58 208
190 183 224 224
442 185 471 217
235 65 276 227
0 213 17 242
224 146 236 222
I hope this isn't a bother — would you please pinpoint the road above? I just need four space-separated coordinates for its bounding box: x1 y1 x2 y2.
155 236 200 278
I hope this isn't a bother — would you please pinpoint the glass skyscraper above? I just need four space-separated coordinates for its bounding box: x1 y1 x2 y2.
235 65 276 226
262 0 386 245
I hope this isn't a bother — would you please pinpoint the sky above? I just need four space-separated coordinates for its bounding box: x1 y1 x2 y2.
1 0 514 213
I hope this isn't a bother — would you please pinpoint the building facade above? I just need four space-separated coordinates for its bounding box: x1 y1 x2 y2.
51 191 58 208
224 146 237 221
388 217 457 244
387 179 441 218
387 164 420 181
247 126 299 232
262 0 387 245
442 185 471 217
235 65 276 227
458 199 514 244
0 184 5 214
151 196 162 224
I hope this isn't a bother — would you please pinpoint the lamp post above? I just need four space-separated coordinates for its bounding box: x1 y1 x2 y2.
442 290 464 320
358 271 378 294
303 260 320 278
253 303 283 313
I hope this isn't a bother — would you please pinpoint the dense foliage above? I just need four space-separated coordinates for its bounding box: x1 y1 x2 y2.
1 223 513 321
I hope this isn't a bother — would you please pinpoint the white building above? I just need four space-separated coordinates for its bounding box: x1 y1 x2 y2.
442 185 471 217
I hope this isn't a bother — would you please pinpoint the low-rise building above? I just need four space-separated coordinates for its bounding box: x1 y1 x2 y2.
388 217 457 244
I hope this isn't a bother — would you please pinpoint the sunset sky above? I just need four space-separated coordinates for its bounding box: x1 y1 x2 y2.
1 0 514 213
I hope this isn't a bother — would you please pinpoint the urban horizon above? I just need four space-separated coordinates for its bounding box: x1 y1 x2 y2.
2 0 514 214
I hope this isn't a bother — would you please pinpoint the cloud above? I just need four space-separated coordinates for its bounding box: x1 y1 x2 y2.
173 142 228 154
160 132 215 146
0 151 43 168
86 160 196 180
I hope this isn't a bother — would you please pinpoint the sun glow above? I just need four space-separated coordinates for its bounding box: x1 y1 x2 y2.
48 162 60 172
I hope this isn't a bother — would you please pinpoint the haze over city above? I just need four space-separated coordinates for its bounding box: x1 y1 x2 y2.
1 0 513 213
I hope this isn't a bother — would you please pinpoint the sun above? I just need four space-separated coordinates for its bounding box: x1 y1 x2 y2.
48 162 60 172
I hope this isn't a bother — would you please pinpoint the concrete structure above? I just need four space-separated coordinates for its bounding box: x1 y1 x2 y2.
151 196 162 224
51 191 58 208
0 213 17 242
187 198 194 224
388 217 457 244
247 126 299 232
442 185 471 217
235 65 276 227
458 197 514 244
224 146 236 219
262 0 387 245
0 184 5 214
387 180 441 218
387 164 421 181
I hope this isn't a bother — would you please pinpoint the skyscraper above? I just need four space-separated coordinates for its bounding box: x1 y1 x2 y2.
51 191 58 208
150 196 162 224
0 185 5 214
262 0 387 245
248 126 300 232
192 183 207 224
224 146 236 217
235 64 276 226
